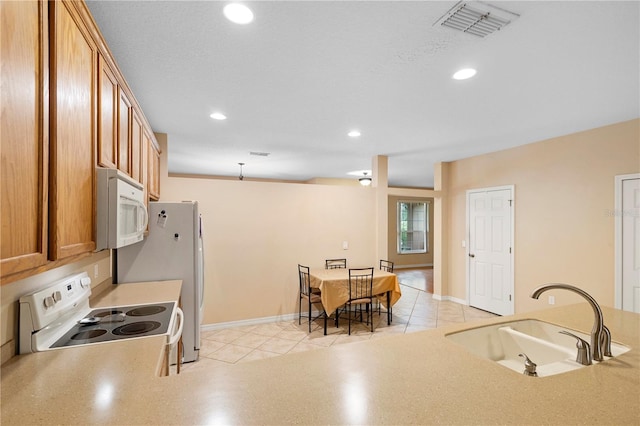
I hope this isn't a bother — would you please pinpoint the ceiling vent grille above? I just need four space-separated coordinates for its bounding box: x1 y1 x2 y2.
435 1 519 38
249 151 270 157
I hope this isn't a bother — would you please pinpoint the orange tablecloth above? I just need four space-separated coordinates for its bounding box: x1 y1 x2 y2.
309 268 401 315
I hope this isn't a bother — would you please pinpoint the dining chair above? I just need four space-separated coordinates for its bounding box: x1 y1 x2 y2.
325 258 347 269
377 260 394 315
340 267 374 335
380 259 394 273
298 264 327 333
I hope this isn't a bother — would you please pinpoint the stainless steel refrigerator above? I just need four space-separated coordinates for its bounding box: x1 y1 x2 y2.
116 201 204 363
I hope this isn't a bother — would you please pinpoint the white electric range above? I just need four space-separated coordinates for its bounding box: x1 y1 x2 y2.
19 272 182 354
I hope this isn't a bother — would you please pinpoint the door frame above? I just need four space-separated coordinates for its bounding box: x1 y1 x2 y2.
614 173 640 310
465 185 515 315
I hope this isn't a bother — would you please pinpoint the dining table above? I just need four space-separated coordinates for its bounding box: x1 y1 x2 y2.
309 267 402 327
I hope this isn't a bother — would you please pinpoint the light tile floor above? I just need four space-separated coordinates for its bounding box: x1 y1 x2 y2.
179 280 497 372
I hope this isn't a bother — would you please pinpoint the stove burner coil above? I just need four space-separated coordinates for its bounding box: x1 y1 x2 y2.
126 305 166 317
71 329 108 340
112 321 161 336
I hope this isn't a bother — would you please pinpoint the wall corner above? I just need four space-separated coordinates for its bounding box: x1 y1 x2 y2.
433 162 450 298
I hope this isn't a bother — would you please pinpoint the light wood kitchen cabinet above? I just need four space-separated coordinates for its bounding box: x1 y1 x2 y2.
131 107 143 183
118 88 133 175
2 0 157 283
48 0 96 260
0 0 50 276
139 120 149 205
97 54 117 169
148 133 161 201
100 61 138 179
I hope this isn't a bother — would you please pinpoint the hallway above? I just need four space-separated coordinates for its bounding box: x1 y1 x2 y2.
395 267 433 293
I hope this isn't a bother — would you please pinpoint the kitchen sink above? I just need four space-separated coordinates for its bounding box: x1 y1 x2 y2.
445 319 630 377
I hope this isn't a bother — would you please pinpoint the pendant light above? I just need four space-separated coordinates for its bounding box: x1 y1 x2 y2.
238 162 244 181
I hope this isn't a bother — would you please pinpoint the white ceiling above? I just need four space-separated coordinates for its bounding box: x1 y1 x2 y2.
86 1 639 188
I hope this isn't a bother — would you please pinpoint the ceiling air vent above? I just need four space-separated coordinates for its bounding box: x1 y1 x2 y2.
249 151 270 157
434 1 519 38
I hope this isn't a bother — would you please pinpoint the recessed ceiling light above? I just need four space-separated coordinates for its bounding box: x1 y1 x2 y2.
453 68 477 80
348 130 361 138
223 3 254 24
210 112 227 120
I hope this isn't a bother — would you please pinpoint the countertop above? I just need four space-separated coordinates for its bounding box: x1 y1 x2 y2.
1 282 639 425
90 279 183 308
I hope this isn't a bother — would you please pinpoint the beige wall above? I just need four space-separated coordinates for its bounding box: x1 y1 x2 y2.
387 196 434 268
160 175 377 324
443 118 640 312
3 119 635 362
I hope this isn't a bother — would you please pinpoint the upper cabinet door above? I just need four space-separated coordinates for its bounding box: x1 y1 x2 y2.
49 0 96 259
0 0 49 275
147 132 160 201
97 54 117 169
118 88 132 175
131 107 143 183
139 116 149 204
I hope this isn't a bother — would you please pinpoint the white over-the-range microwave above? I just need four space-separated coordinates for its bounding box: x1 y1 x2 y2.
96 167 148 251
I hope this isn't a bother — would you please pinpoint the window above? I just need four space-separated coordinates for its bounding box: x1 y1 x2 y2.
397 201 428 254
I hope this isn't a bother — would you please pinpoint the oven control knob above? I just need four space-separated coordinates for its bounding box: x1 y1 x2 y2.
53 291 62 303
43 296 54 308
80 277 91 289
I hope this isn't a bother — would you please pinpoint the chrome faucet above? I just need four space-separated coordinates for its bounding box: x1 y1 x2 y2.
519 353 538 377
559 330 592 365
530 283 612 362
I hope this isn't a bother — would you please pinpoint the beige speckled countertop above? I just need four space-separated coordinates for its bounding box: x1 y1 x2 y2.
2 281 639 425
90 279 183 308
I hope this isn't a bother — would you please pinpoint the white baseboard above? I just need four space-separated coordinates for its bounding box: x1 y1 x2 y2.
201 309 325 332
432 294 468 305
202 296 473 331
448 295 468 305
200 294 476 331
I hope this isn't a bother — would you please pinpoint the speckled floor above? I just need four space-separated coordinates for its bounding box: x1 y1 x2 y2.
179 268 497 371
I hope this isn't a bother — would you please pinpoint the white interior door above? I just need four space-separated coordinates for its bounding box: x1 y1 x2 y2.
467 187 514 316
621 177 640 312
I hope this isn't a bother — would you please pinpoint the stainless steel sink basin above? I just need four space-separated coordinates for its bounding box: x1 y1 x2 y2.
445 319 630 377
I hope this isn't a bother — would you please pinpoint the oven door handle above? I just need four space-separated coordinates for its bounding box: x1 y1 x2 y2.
168 307 184 347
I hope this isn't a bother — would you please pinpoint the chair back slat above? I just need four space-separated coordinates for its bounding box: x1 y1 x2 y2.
379 259 394 273
348 267 374 300
325 258 347 269
298 264 312 296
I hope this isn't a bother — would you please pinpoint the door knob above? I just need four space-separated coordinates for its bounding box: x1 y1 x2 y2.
469 253 475 258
